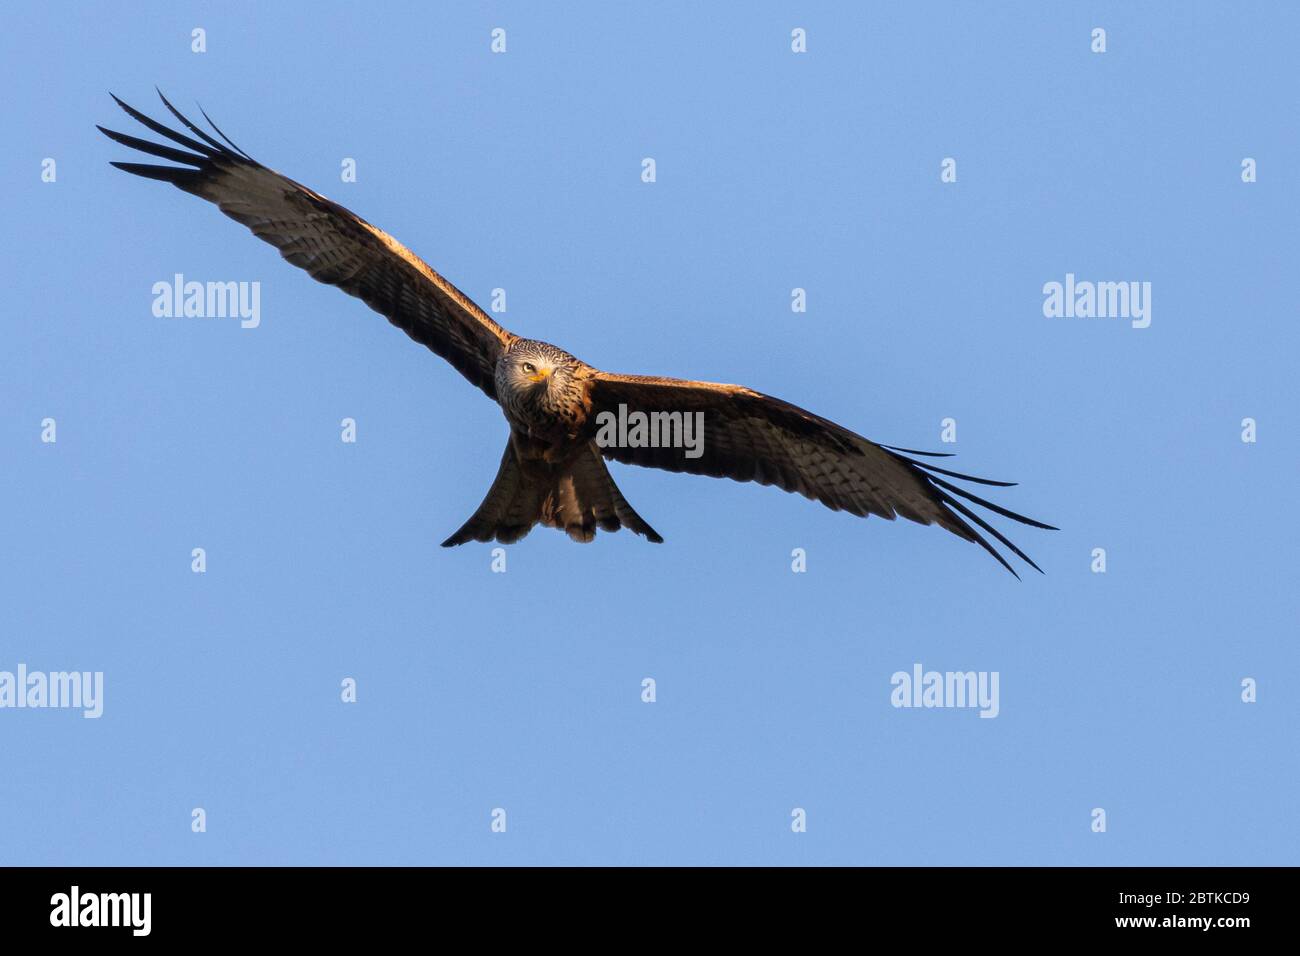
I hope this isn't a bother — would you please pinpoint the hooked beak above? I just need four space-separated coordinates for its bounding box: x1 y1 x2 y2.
527 368 551 384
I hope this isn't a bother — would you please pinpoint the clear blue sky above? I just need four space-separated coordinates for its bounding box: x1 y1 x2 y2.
2 2 1296 865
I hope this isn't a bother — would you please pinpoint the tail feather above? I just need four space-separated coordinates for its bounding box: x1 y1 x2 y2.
440 442 545 546
441 439 662 547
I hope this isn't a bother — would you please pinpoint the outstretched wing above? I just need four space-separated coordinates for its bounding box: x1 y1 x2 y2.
586 372 1055 576
98 91 515 399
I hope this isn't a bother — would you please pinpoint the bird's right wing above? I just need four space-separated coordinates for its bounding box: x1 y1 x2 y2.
99 91 515 399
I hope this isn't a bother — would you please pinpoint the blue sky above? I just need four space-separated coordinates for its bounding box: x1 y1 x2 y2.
1 1 1296 865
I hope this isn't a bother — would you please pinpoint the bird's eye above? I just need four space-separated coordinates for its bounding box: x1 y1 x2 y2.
522 362 536 374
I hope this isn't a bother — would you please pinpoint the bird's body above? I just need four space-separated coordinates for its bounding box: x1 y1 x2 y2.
100 92 1055 575
465 338 662 547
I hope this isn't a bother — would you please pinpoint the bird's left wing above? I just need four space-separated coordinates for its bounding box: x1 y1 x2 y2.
99 92 515 399
585 372 1054 576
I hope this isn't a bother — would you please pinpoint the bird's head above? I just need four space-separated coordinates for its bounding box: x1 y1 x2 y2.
500 339 575 394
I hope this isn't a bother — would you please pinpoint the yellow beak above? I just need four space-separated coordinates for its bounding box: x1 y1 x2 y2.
527 368 550 383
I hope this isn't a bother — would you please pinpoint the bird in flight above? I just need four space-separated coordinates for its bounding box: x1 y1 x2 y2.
99 92 1055 575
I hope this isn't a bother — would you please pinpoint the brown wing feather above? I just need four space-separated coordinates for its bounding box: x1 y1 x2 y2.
100 92 515 399
585 372 1054 576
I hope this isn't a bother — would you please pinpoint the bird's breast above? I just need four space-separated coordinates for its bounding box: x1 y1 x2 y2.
501 384 588 445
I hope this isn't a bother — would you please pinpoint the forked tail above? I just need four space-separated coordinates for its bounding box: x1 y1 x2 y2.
441 439 662 546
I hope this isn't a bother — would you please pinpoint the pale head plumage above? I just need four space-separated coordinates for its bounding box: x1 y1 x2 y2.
496 339 588 433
